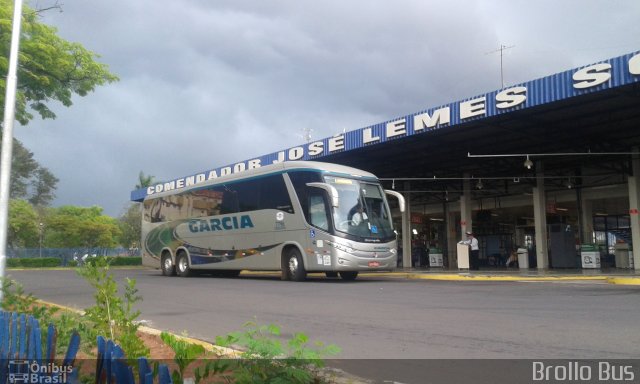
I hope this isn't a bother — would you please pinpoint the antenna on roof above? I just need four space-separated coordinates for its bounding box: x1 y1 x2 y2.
485 44 515 89
299 127 313 143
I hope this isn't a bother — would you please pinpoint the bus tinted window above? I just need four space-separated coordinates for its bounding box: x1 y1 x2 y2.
260 175 294 212
143 174 293 222
288 171 323 224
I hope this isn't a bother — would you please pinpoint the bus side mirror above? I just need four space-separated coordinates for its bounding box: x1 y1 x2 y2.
306 182 339 208
384 190 405 212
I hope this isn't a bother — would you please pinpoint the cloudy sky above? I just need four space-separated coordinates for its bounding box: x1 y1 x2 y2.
14 0 640 217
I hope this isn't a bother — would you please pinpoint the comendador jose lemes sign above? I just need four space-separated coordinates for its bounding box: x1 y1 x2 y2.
133 51 640 201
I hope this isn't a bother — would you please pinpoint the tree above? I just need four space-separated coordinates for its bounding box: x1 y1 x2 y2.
1 136 58 205
121 171 155 248
0 1 117 209
7 199 39 248
28 166 58 206
135 171 155 190
0 0 119 125
45 205 122 249
119 203 142 249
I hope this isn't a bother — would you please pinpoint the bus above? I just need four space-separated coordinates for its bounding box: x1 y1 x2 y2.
140 161 405 281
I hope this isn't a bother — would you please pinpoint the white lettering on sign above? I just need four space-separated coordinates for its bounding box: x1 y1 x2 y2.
363 127 380 144
460 97 486 120
573 63 612 89
629 53 640 75
142 52 640 199
328 134 345 152
308 141 324 156
248 159 261 169
289 146 304 160
386 119 406 139
414 107 450 131
496 86 527 109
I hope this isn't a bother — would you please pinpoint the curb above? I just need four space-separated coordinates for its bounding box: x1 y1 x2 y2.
359 272 640 284
606 277 640 285
406 274 609 282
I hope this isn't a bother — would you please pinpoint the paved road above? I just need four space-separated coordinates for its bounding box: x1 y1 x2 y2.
8 268 640 383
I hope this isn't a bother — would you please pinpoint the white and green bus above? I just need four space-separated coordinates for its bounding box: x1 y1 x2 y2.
141 161 405 281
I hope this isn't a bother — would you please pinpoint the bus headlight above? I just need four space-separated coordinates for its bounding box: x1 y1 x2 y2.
390 248 397 254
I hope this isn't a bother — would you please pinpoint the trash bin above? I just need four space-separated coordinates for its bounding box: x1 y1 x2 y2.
457 243 470 269
429 248 443 267
580 244 601 269
517 247 529 269
614 244 631 269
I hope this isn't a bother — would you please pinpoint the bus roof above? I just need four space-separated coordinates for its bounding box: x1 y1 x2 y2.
136 161 378 201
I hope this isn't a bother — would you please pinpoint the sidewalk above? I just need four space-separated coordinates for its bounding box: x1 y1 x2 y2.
360 267 640 285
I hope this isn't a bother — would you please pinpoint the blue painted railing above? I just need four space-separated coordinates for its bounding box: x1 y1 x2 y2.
0 311 80 383
0 311 171 384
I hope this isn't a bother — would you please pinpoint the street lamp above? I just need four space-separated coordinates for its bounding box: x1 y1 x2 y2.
39 222 43 258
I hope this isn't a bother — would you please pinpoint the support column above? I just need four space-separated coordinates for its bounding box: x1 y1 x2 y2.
460 175 473 235
581 199 594 245
629 149 640 271
446 202 457 269
533 164 549 269
402 182 412 269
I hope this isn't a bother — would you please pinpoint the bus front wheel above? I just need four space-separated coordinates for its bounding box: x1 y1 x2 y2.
286 248 307 282
176 252 192 277
161 254 176 276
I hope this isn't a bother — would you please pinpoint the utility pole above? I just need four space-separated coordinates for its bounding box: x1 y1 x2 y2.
0 0 25 301
485 44 515 89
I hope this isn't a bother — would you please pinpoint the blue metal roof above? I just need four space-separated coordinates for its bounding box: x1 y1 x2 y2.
132 50 640 201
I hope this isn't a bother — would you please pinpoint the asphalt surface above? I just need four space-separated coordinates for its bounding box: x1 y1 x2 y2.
7 268 640 383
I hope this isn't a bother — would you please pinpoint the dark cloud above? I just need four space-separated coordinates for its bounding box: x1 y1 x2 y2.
14 0 640 216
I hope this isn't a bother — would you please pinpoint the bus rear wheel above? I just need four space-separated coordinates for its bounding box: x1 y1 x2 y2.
176 252 192 277
286 248 306 282
161 254 176 276
339 271 358 281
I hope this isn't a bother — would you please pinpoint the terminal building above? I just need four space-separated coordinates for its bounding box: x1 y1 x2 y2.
133 50 640 271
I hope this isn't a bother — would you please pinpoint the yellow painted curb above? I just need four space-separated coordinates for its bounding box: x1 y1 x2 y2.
406 274 610 282
606 277 640 285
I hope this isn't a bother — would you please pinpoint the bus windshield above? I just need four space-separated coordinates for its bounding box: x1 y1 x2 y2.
324 176 395 241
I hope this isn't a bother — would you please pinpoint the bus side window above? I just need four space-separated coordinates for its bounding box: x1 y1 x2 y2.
220 186 239 214
308 194 329 231
260 175 294 213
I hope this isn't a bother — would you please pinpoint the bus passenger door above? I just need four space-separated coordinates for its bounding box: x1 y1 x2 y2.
307 192 332 269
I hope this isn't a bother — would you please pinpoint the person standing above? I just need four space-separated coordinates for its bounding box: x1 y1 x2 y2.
460 232 480 270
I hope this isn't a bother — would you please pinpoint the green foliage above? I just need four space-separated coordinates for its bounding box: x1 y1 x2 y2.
135 171 155 190
1 277 90 356
2 138 58 205
106 256 142 266
160 332 207 384
45 205 122 248
76 257 149 358
28 167 58 207
8 199 39 247
0 0 119 125
119 203 142 249
6 257 61 268
215 321 341 384
0 277 58 326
